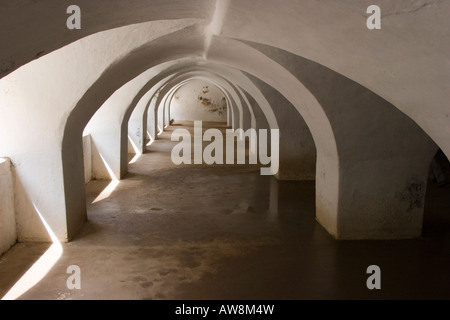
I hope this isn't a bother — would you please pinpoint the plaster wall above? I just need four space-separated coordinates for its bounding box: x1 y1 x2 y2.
248 75 316 180
171 65 276 132
1 1 448 160
0 20 201 242
247 42 439 238
170 80 228 123
0 158 16 256
220 0 450 160
0 2 441 243
158 94 166 132
147 96 158 141
170 80 227 122
84 68 162 180
209 37 438 238
128 92 151 155
129 85 162 150
234 86 255 132
82 134 92 184
84 60 201 180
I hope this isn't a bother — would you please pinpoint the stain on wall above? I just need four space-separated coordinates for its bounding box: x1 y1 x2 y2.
395 180 426 212
170 80 227 122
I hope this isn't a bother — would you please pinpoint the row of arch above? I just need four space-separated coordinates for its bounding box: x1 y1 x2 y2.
0 16 442 245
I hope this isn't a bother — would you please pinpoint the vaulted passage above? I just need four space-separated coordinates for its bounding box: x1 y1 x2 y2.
0 1 449 300
0 122 449 300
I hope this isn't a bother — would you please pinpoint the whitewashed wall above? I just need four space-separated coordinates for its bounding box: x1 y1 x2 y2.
170 80 227 122
0 158 16 255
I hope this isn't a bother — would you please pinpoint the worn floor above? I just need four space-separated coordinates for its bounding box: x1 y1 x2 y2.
0 121 449 300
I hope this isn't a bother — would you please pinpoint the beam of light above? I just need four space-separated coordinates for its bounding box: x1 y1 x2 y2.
92 179 119 204
157 126 163 135
146 132 154 146
98 152 118 180
2 204 63 300
128 136 141 164
129 154 140 164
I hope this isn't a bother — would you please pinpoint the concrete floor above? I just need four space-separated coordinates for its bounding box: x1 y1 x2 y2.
0 121 449 300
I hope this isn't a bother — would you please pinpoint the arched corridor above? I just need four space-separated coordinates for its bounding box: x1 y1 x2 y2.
0 0 449 301
1 122 449 300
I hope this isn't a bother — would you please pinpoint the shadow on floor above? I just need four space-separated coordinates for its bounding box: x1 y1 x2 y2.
0 122 449 300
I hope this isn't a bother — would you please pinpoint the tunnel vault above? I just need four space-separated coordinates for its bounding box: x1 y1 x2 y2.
0 2 448 250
